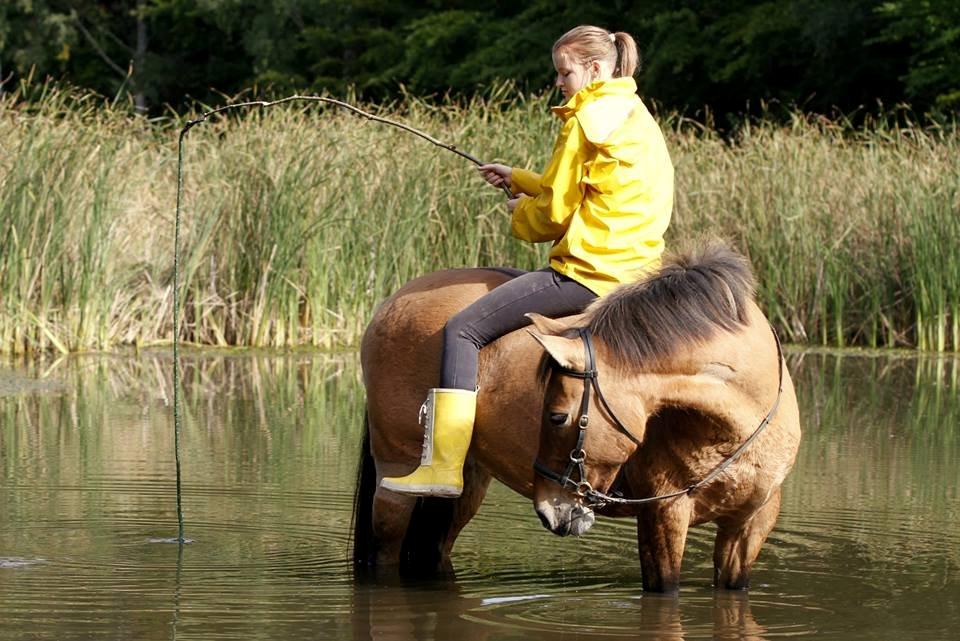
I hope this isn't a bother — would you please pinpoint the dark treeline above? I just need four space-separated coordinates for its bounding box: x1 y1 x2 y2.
1 0 958 121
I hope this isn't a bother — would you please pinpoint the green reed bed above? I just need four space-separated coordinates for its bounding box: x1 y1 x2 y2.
1 85 957 354
670 113 960 350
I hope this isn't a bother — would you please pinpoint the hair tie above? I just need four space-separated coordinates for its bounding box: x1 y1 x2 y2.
608 33 616 43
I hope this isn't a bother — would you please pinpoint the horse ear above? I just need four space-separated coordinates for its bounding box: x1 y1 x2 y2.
526 330 585 371
525 312 581 336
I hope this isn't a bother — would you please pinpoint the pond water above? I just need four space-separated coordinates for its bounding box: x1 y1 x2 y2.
1 349 958 640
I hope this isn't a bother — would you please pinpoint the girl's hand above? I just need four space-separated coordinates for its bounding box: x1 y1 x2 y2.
478 163 512 190
507 197 521 212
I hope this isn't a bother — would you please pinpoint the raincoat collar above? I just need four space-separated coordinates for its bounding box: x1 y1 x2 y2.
551 77 638 121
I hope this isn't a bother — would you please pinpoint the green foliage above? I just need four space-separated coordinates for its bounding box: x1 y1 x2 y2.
641 1 912 123
876 0 960 110
1 1 957 118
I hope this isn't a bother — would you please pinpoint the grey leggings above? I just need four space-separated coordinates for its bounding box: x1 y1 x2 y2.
440 268 597 391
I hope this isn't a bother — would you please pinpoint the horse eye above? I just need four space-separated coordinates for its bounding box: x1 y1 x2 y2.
548 412 569 427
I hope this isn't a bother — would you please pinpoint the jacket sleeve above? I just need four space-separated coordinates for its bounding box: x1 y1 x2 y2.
511 118 587 243
510 167 542 196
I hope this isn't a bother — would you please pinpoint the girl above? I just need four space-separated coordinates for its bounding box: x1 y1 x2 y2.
381 25 674 497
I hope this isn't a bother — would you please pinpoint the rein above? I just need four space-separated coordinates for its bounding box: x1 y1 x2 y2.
533 325 785 508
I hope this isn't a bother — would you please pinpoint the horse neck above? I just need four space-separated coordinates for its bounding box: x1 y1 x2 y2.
624 320 781 445
478 328 545 411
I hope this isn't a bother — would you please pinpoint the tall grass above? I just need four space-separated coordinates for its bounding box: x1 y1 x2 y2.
668 111 959 350
1 83 957 354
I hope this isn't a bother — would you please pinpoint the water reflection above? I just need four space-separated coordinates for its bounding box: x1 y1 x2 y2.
0 349 958 640
349 577 772 641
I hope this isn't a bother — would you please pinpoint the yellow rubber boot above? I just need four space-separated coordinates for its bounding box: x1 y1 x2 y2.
380 388 477 498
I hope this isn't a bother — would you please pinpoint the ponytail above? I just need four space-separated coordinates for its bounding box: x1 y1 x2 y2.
611 32 640 78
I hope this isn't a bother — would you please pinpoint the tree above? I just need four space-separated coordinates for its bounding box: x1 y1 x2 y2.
638 0 912 121
877 0 960 110
1 0 956 118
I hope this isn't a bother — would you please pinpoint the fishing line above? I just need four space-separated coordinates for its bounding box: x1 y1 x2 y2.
171 95 512 544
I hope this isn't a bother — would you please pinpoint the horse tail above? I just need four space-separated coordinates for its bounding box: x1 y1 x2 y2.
351 410 377 568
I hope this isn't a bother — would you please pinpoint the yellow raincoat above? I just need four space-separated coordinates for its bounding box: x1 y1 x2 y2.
510 77 674 296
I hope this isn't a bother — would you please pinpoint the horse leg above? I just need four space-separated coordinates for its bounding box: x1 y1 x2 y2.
635 500 691 593
354 418 416 571
442 459 493 558
399 457 491 575
370 487 418 566
371 458 490 575
713 488 782 590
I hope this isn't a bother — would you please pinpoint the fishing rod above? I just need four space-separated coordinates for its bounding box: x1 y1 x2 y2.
171 94 513 544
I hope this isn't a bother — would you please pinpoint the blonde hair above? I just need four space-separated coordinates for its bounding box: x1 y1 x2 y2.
553 25 640 78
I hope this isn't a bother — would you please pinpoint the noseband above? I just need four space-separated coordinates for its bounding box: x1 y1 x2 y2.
533 326 784 508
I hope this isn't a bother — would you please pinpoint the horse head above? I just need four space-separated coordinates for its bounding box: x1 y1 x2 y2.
526 313 648 536
526 243 763 538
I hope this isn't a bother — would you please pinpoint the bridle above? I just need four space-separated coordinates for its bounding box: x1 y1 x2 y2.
533 325 784 508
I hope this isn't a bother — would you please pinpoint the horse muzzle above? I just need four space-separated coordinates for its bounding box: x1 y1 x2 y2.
534 498 596 537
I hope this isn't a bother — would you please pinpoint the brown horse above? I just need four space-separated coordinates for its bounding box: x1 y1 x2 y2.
352 244 801 591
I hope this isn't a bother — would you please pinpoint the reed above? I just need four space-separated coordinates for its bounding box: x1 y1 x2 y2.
669 111 960 351
1 83 957 354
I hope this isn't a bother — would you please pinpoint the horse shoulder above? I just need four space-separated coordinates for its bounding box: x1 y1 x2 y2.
472 324 551 498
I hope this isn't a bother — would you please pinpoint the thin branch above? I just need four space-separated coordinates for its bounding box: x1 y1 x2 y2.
71 11 128 79
182 95 513 197
102 21 136 55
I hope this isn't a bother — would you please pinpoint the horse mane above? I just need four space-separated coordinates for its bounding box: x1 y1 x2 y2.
584 242 756 368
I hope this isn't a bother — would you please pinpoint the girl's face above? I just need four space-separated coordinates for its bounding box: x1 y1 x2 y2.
553 49 598 101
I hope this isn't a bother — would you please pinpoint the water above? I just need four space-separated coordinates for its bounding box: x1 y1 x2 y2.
1 349 958 640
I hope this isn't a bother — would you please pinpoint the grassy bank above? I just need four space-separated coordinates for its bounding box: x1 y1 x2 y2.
1 85 958 354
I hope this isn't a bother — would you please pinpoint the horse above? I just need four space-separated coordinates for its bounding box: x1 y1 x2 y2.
352 243 801 591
